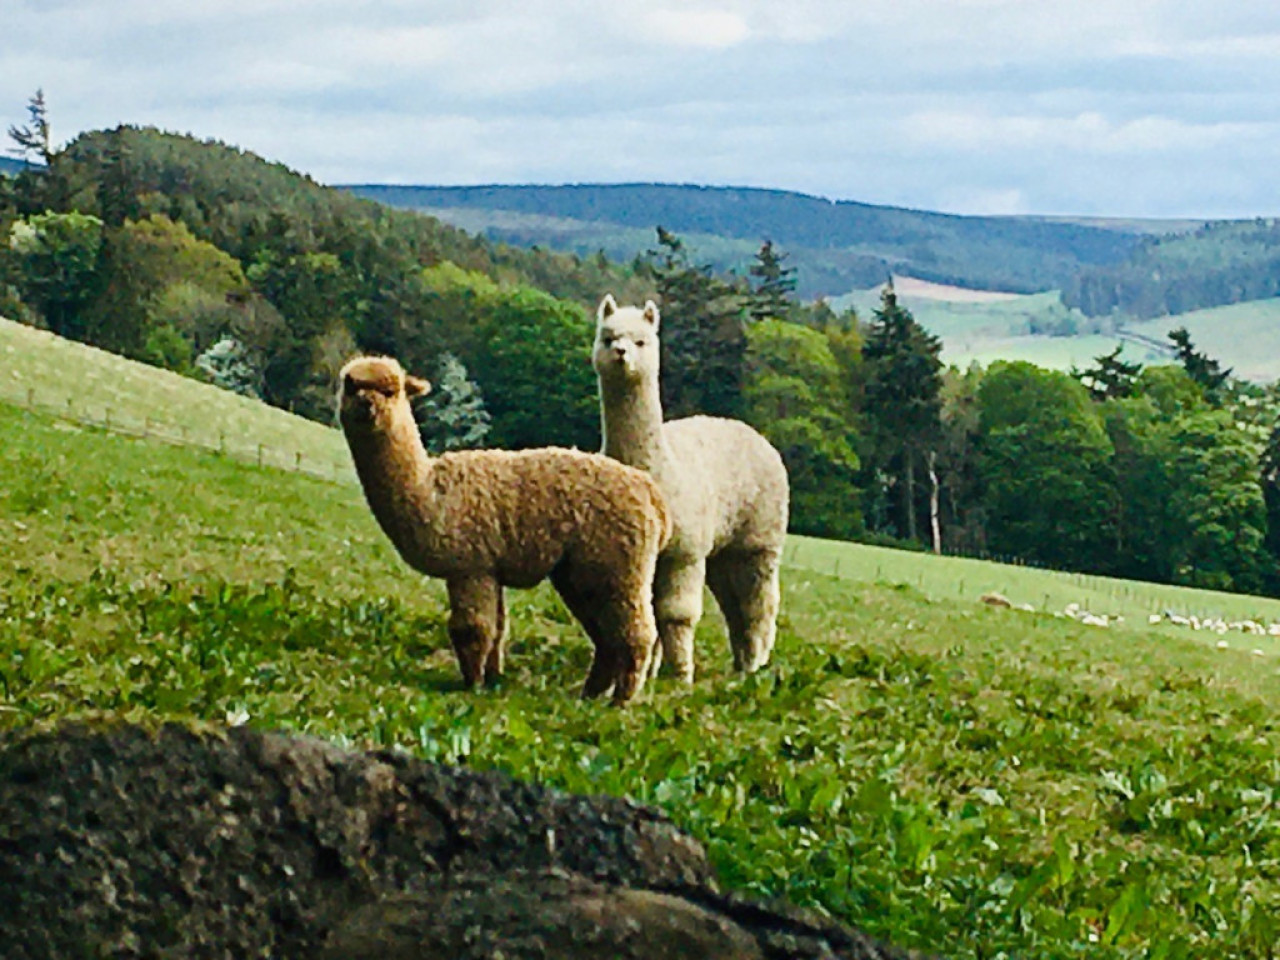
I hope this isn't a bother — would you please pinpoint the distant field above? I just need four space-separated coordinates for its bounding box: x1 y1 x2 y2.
1124 297 1280 383
888 275 1022 303
831 282 1280 380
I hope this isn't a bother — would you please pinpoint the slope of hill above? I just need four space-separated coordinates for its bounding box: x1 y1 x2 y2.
4 352 1280 956
0 315 353 479
1064 217 1280 318
345 182 1160 299
0 157 33 176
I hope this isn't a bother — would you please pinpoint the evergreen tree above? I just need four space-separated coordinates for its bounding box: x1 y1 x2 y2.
746 239 797 323
644 227 747 419
862 282 943 543
195 336 262 398
416 352 491 452
1168 327 1231 401
7 89 53 165
1071 344 1143 401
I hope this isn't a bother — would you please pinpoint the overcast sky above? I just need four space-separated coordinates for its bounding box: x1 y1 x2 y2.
4 0 1280 218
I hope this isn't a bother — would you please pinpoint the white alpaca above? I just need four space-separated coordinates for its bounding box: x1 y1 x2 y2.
593 296 789 682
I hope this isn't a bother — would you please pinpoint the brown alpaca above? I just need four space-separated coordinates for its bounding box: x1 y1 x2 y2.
338 356 672 704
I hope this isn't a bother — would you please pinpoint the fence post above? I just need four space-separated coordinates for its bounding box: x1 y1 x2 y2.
104 408 111 430
295 451 302 471
219 432 225 454
257 444 264 468
26 387 33 408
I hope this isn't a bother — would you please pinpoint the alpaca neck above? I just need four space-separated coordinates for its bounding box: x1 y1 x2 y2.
348 412 438 551
600 375 669 471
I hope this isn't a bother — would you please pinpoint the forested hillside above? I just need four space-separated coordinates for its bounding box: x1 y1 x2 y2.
0 126 648 427
1064 218 1280 318
347 183 1150 297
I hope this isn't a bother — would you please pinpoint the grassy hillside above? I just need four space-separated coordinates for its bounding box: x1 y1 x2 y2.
4 327 1280 956
345 183 1151 299
1123 298 1280 383
0 316 353 480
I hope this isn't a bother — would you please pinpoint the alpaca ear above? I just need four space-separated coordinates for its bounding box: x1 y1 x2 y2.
642 300 660 329
597 294 618 323
404 375 431 398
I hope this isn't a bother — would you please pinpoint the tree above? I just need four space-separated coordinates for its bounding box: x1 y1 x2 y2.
470 284 600 451
936 363 987 554
644 227 747 419
1168 327 1230 402
7 210 103 340
861 282 943 544
1165 409 1270 591
1071 344 1143 401
977 362 1116 571
195 337 263 398
746 240 797 323
8 89 54 165
416 353 492 452
744 319 862 538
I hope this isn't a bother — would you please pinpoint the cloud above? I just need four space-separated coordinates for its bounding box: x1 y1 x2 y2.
632 7 751 49
5 1 1280 218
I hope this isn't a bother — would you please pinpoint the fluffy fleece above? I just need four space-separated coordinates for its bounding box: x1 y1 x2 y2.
338 355 672 704
593 296 789 683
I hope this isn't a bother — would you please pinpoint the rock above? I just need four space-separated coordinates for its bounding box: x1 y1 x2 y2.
0 721 933 960
979 592 1012 608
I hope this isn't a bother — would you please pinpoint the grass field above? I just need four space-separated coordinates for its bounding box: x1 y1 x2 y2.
5 326 1280 957
0 317 353 480
831 284 1280 383
1125 298 1280 384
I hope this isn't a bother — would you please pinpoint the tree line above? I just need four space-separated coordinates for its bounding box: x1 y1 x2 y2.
6 109 1280 597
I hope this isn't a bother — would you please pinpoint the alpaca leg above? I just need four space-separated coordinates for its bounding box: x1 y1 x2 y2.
594 579 659 705
705 557 749 670
446 575 502 689
714 548 783 672
653 555 706 685
484 588 507 683
551 565 617 700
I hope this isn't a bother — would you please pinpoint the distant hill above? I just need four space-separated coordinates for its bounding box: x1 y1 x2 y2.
0 156 36 176
1064 218 1280 319
344 183 1179 299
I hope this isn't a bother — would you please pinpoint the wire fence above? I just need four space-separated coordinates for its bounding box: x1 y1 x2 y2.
8 374 1280 634
1 380 358 487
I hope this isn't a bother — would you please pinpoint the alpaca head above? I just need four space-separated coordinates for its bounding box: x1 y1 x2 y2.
338 355 430 433
593 294 660 387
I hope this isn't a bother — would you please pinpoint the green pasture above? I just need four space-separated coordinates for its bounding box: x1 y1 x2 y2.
4 401 1280 958
0 317 353 480
4 324 1280 956
1124 298 1280 384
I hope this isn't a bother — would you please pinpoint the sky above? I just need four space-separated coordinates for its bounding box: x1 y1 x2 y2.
4 0 1280 219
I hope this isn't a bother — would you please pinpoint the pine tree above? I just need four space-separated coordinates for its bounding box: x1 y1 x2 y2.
195 337 263 398
1071 344 1143 401
644 227 747 419
746 239 797 323
1168 327 1230 401
862 282 943 544
415 352 491 452
7 89 53 165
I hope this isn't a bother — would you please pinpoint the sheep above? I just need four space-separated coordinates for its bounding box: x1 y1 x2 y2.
337 355 672 704
592 296 790 683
